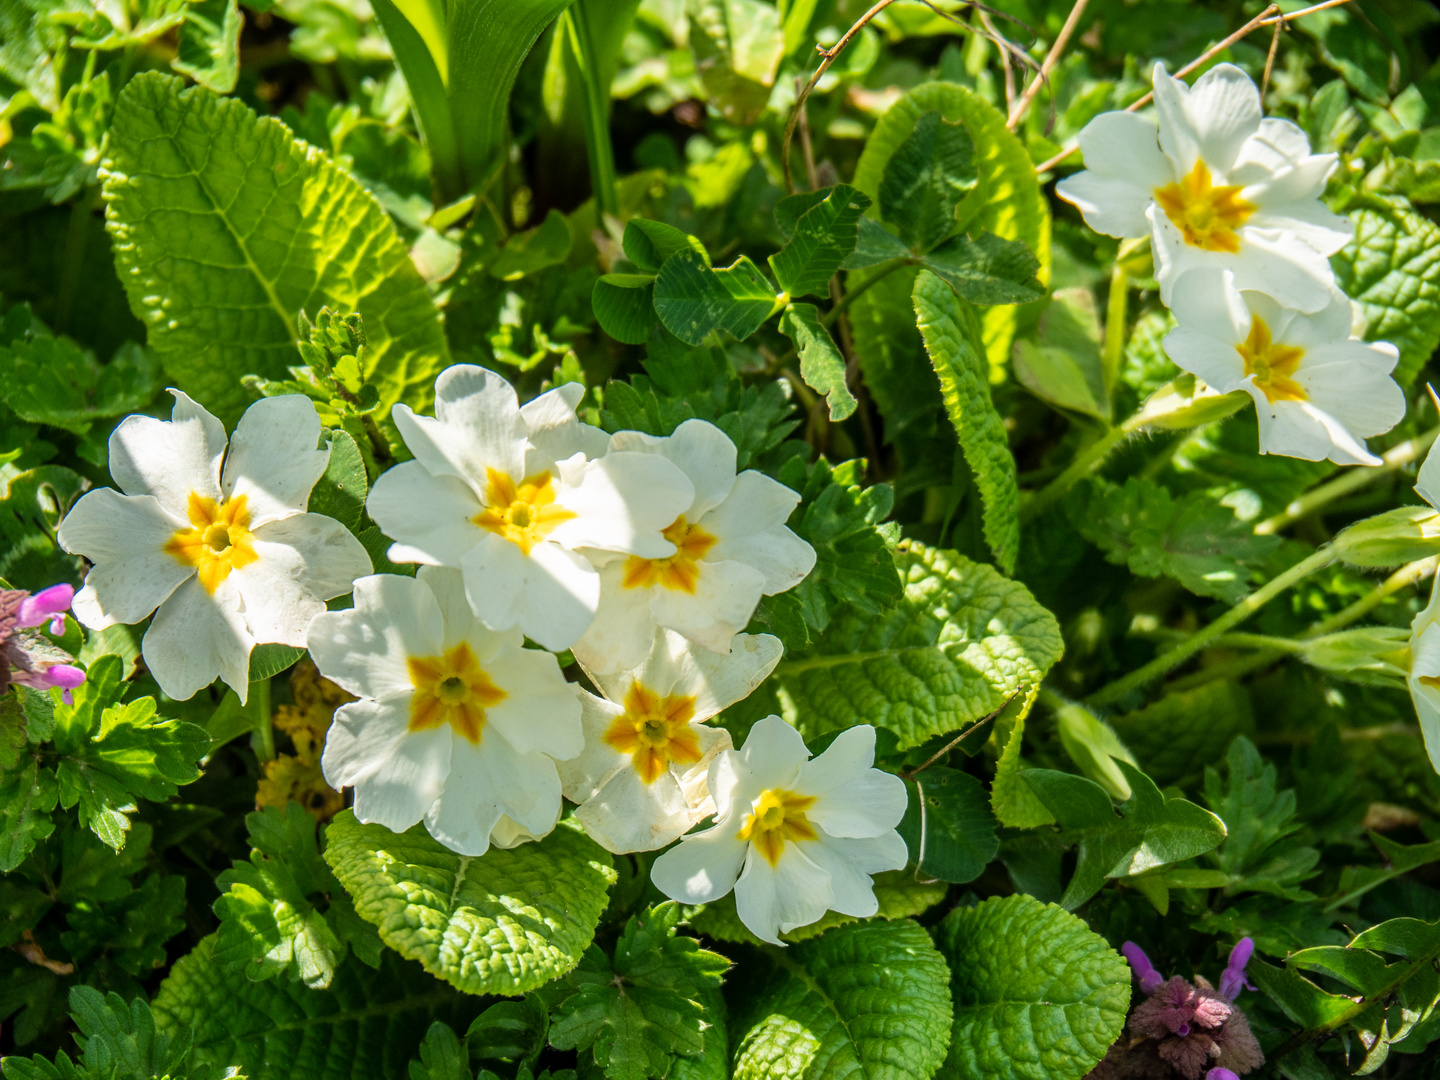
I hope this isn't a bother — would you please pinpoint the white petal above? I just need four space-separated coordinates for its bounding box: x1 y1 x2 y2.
462 538 600 651
59 490 191 628
1411 597 1440 775
1230 118 1316 179
549 452 696 557
648 558 766 654
595 628 782 720
572 567 665 675
1055 111 1172 239
735 715 808 791
1255 400 1379 466
577 765 694 854
1297 352 1404 440
736 845 832 942
142 575 254 702
108 390 226 516
425 734 562 855
521 383 609 470
1165 268 1249 347
489 813 556 849
608 420 739 519
1153 61 1260 175
556 691 629 803
650 824 749 905
306 574 444 701
806 832 908 916
801 726 908 837
1419 440 1440 511
221 395 329 526
416 565 518 652
702 471 815 593
1274 290 1355 346
394 366 528 486
483 645 583 759
1163 327 1247 392
676 724 733 820
235 514 371 644
1249 200 1352 258
351 726 452 835
322 696 414 789
367 461 484 568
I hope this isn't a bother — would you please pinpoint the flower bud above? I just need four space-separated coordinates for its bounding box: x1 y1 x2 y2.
1299 627 1411 687
1134 376 1248 432
1334 506 1440 568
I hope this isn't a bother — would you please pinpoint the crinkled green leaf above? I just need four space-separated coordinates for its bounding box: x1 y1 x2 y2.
730 919 952 1080
102 72 449 422
549 902 728 1080
1021 760 1227 910
151 935 471 1080
778 303 856 421
773 542 1061 750
897 766 998 884
652 251 778 347
0 338 161 436
769 184 870 299
935 894 1129 1080
913 269 1019 572
324 812 616 995
1070 477 1279 604
877 111 976 253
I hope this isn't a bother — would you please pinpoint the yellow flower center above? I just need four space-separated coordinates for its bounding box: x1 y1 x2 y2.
1419 675 1440 691
602 682 702 784
163 492 259 594
737 788 818 867
407 642 506 744
1153 161 1256 254
621 515 719 594
473 469 575 555
1236 315 1307 404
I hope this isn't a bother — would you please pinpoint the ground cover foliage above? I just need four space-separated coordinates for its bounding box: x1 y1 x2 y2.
4 0 1440 1079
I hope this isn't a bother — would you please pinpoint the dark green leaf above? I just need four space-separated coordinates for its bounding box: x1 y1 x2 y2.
0 338 161 436
408 1022 472 1080
622 220 707 274
592 275 658 345
652 251 778 346
897 766 998 884
307 429 369 533
878 110 976 253
778 303 856 421
489 210 573 280
921 231 1044 306
769 184 870 299
841 217 912 270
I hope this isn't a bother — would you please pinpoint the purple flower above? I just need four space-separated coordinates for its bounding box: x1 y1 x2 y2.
1 586 87 705
1122 941 1165 994
1208 1071 1240 1080
1219 938 1255 1001
15 662 86 705
17 584 75 636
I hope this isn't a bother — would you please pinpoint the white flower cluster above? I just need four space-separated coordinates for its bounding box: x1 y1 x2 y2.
1058 63 1405 465
58 364 908 945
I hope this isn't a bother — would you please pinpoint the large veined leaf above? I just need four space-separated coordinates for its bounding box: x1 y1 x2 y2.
772 542 1062 751
102 72 449 422
913 271 1020 572
1331 198 1440 387
149 936 473 1080
935 894 1130 1080
729 919 953 1080
323 812 616 995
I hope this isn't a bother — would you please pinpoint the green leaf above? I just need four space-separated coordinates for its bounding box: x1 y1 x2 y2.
489 210 573 280
1331 198 1440 386
1070 477 1279 604
842 217 913 270
1020 760 1227 909
922 232 1044 307
772 542 1062 751
151 935 472 1080
913 270 1019 573
0 337 161 436
1110 683 1255 788
549 903 729 1080
877 111 976 253
730 920 952 1080
1328 833 1440 913
467 996 548 1066
1 986 203 1080
323 812 616 996
769 184 871 299
593 275 658 345
688 0 784 126
896 766 998 884
0 760 58 873
0 462 88 586
307 429 369 533
247 644 305 682
408 1023 472 1080
173 0 243 93
622 220 707 274
652 251 778 347
103 72 449 422
0 0 60 112
777 303 856 421
935 894 1130 1080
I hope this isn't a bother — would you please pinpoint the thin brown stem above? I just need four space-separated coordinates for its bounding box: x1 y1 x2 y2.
900 696 1015 780
1006 0 1090 130
797 76 820 191
1260 16 1283 100
979 8 1017 117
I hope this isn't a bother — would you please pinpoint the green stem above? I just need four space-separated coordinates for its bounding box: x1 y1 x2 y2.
1020 415 1142 524
1085 546 1338 707
562 4 620 219
1101 262 1128 398
53 183 102 335
826 259 908 327
249 677 275 762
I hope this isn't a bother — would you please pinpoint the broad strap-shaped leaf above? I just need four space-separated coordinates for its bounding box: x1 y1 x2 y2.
772 542 1062 751
323 812 616 995
652 251 778 346
730 919 952 1080
1331 198 1440 386
913 270 1019 572
769 184 870 298
877 110 976 253
778 303 856 421
897 766 998 884
151 936 472 1080
921 232 1044 306
935 894 1130 1080
102 72 449 422
1021 760 1227 909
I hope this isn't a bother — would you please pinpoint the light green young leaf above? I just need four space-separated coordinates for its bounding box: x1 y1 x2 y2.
778 303 856 421
173 0 243 93
936 894 1130 1080
688 0 784 126
772 542 1062 750
0 338 161 436
877 110 976 253
730 920 952 1080
488 210 573 280
1012 288 1108 421
103 72 449 422
913 269 1019 572
324 812 616 995
769 184 871 299
896 766 999 884
652 251 778 346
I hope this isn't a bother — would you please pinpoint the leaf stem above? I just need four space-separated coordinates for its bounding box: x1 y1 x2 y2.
1101 262 1128 401
249 677 275 762
1019 414 1144 524
1085 546 1338 707
827 260 907 327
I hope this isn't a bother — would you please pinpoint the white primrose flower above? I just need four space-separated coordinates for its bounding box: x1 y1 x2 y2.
650 715 907 946
57 393 371 703
559 628 782 854
1407 440 1440 775
1056 62 1351 313
367 366 695 652
1163 270 1403 465
307 567 583 855
571 419 816 674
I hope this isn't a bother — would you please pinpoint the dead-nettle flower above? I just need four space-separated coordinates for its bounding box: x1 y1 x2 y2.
0 585 85 704
1088 939 1262 1080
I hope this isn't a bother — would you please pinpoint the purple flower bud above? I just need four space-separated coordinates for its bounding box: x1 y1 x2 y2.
1219 938 1255 1001
17 584 74 636
1207 1070 1240 1080
15 663 87 705
1122 941 1164 994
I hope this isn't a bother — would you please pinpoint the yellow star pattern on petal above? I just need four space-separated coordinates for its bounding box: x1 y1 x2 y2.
473 469 576 555
1236 315 1308 404
602 682 702 784
163 492 260 593
407 642 506 744
621 515 719 594
1154 160 1256 254
737 788 818 867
